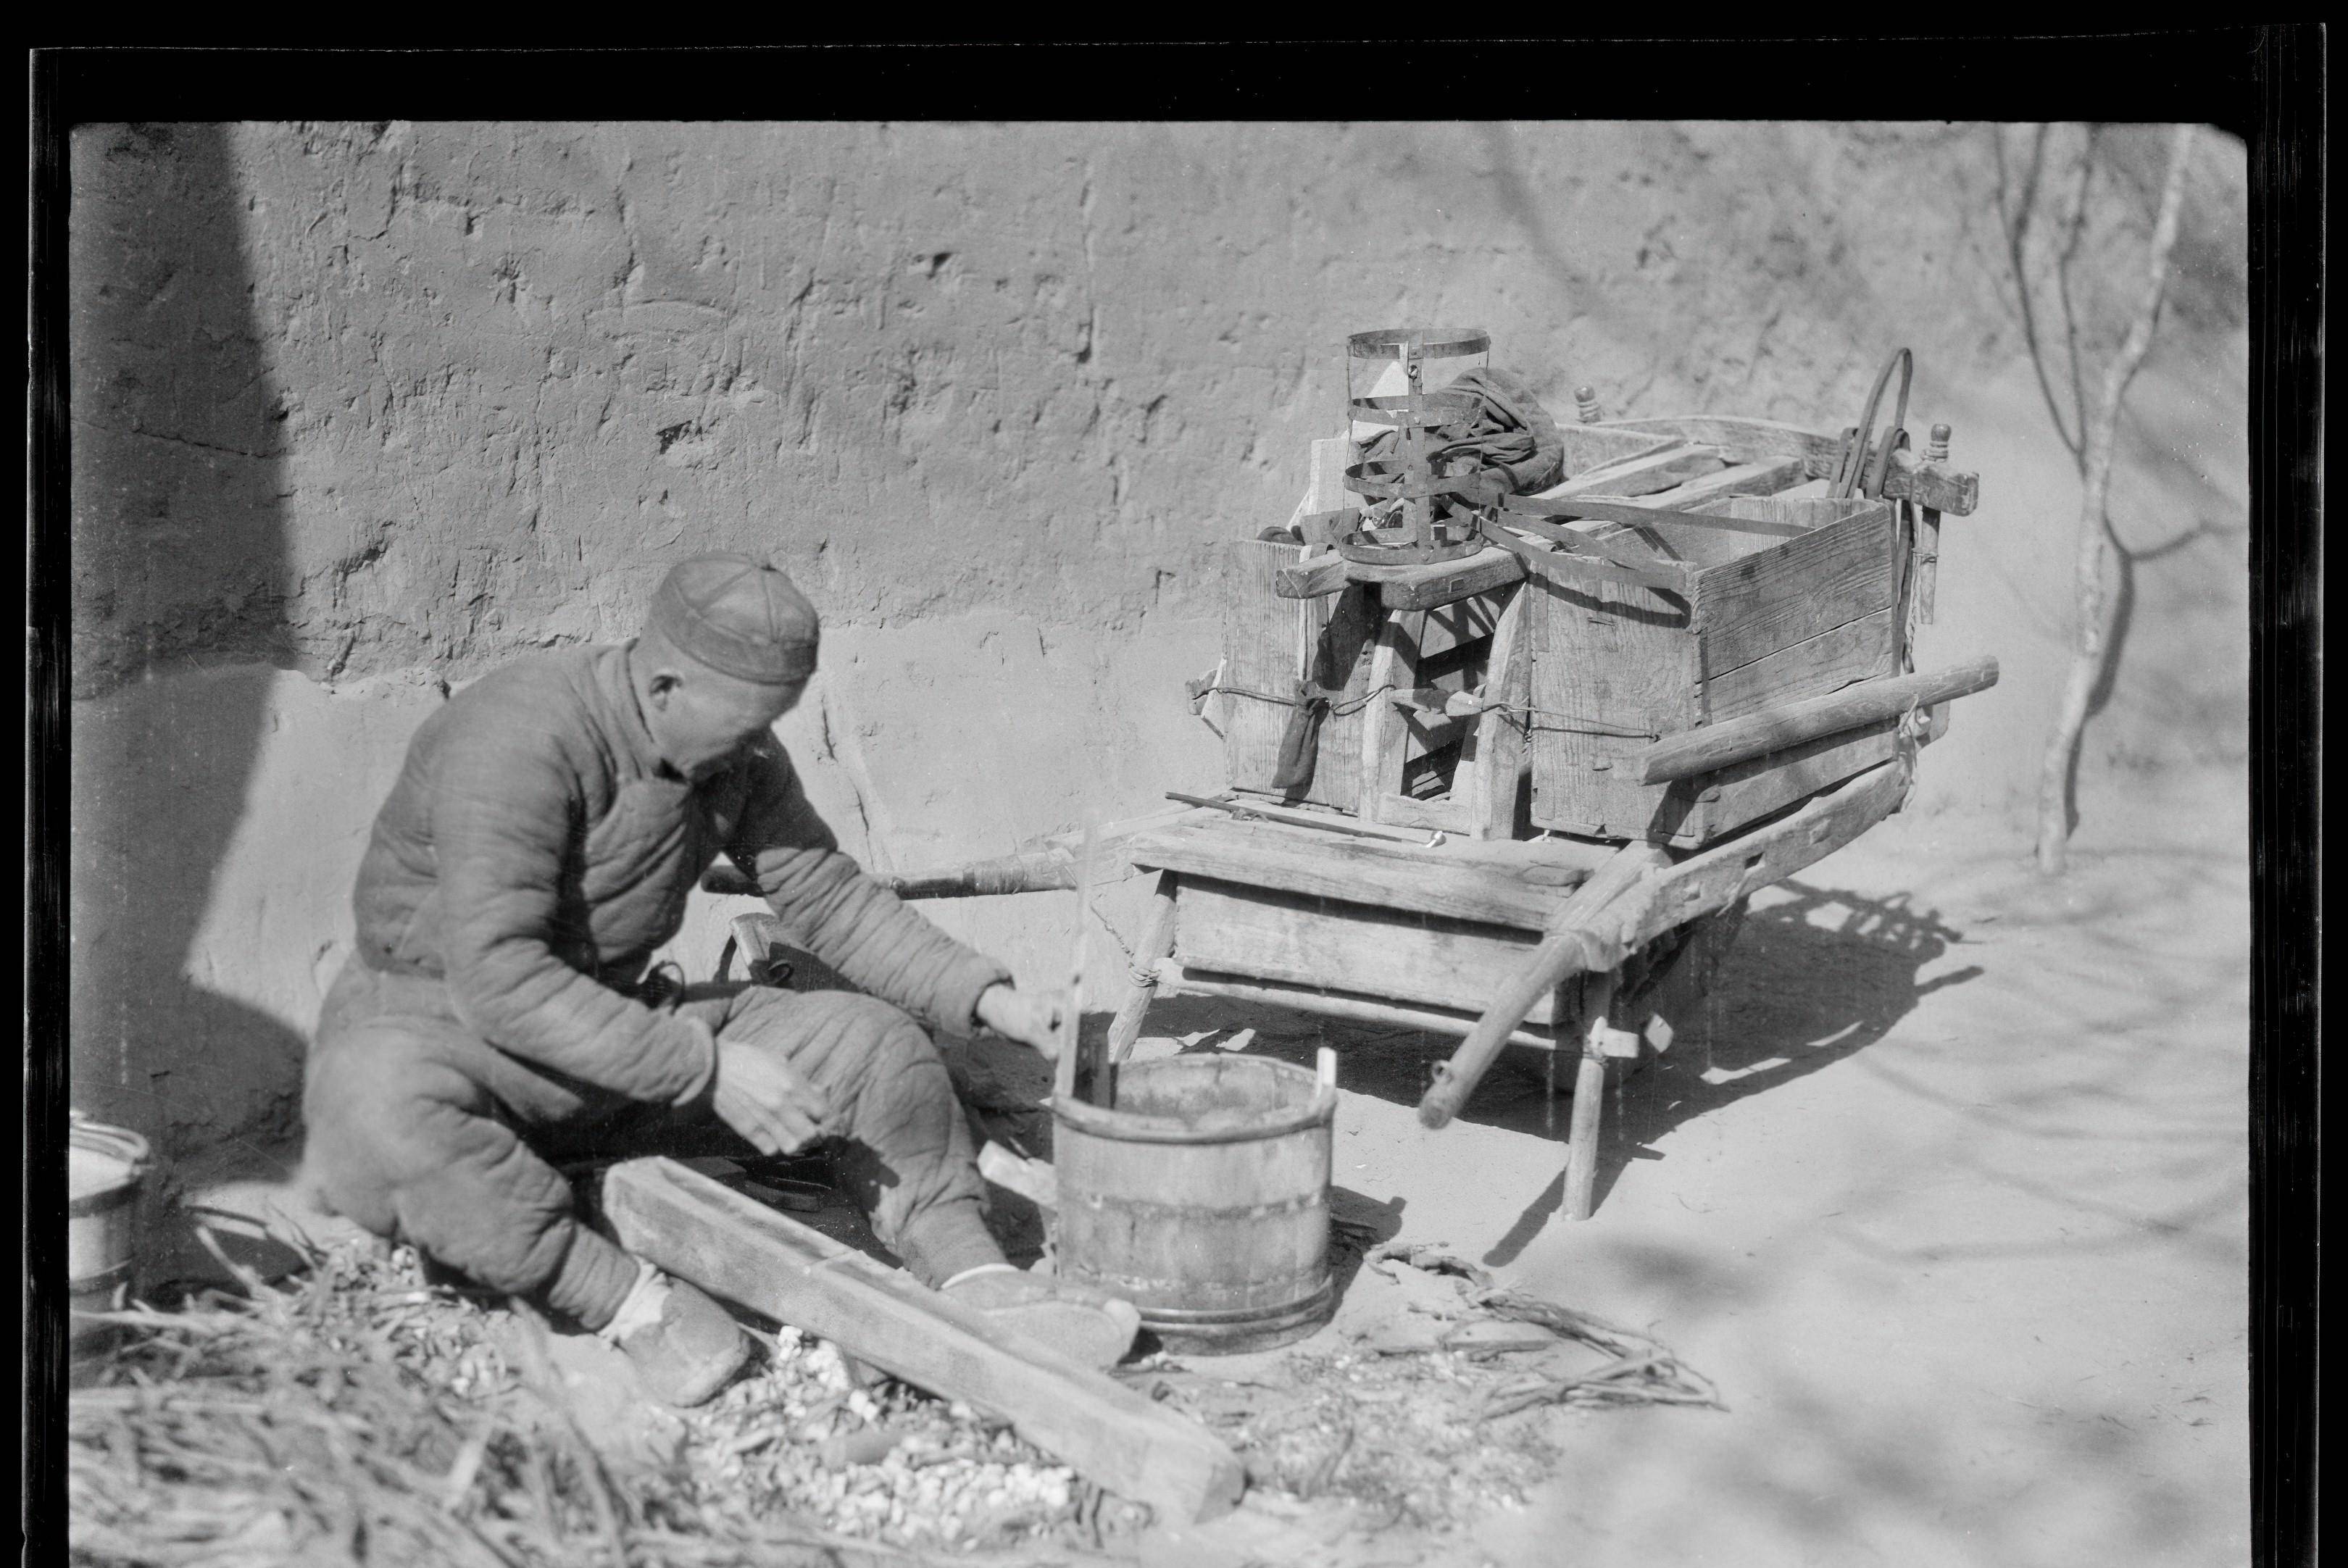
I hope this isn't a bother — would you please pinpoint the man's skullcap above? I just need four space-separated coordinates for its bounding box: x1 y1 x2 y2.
648 554 820 685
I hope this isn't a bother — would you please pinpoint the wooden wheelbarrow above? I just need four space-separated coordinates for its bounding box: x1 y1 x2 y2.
699 662 1990 1225
704 381 1996 1219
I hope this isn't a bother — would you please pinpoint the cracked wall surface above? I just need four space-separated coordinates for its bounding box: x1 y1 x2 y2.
67 122 2248 1157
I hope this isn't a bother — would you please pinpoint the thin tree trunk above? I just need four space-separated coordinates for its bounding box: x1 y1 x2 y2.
2035 123 2197 875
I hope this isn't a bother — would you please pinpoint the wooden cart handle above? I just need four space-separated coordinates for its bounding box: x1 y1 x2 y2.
1634 656 1999 785
1417 841 1672 1130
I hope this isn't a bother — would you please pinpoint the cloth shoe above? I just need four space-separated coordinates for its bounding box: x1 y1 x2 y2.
940 1262 1142 1369
599 1263 753 1407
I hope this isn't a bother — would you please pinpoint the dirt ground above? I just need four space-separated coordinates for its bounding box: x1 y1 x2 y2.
148 759 2248 1568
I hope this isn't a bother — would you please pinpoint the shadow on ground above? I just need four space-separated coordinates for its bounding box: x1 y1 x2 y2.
1123 877 1979 1269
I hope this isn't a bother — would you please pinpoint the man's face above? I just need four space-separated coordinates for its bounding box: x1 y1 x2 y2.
647 664 807 779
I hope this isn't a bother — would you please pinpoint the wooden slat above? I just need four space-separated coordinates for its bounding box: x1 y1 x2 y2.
1465 585 1533 838
1418 593 1502 655
1220 539 1308 794
1123 819 1602 930
1507 493 1807 540
1657 656 1998 784
1873 449 1978 515
1702 607 1897 724
1534 443 1726 500
1525 556 1701 842
1554 425 1681 475
1156 964 1562 1050
1373 791 1474 834
1295 584 1375 812
1594 417 1976 513
1273 554 1352 599
1596 414 1840 465
601 1159 1246 1525
1486 529 1687 600
1643 722 1901 845
1640 456 1810 512
1275 546 1527 609
1636 759 1910 943
1360 611 1415 820
1171 879 1554 1024
1693 501 1899 680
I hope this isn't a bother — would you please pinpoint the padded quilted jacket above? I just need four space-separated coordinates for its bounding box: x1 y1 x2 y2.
347 643 1009 1106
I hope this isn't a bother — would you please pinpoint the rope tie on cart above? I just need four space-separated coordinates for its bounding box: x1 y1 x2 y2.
1205 683 1665 741
1893 693 1929 811
1193 680 1400 718
1475 697 1662 743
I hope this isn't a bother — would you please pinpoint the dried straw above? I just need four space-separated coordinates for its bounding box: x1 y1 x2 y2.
68 1233 1101 1567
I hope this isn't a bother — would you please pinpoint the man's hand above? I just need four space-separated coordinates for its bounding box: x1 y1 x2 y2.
709 1032 833 1156
973 983 1069 1062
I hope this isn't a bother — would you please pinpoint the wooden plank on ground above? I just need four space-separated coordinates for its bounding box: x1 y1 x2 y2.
602 1158 1246 1524
1692 501 1899 680
1171 878 1554 1023
1123 819 1604 930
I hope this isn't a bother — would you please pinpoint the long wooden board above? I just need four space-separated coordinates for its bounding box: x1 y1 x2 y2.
1702 609 1897 724
1123 817 1607 931
1171 877 1555 1023
1691 500 1899 680
1642 721 1901 845
1638 456 1810 512
1532 443 1726 500
1524 546 1702 841
1157 964 1563 1050
1220 538 1309 795
1634 758 1911 943
1594 417 1977 513
601 1158 1246 1525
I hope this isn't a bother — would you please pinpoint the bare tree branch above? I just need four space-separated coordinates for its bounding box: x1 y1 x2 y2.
1995 124 2084 459
2054 125 2100 462
2035 122 2198 876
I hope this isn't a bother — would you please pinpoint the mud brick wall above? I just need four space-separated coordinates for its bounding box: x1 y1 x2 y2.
67 122 2247 1156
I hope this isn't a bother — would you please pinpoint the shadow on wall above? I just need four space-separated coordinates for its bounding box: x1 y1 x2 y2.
70 122 305 1163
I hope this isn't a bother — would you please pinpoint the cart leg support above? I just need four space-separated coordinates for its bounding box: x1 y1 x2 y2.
1103 872 1181 1069
1565 1050 1610 1222
1566 967 1638 1222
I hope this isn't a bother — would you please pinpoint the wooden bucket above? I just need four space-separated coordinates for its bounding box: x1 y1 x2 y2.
70 1116 151 1348
1052 1054 1336 1354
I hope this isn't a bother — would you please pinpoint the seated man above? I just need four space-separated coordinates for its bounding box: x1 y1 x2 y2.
301 552 1137 1405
